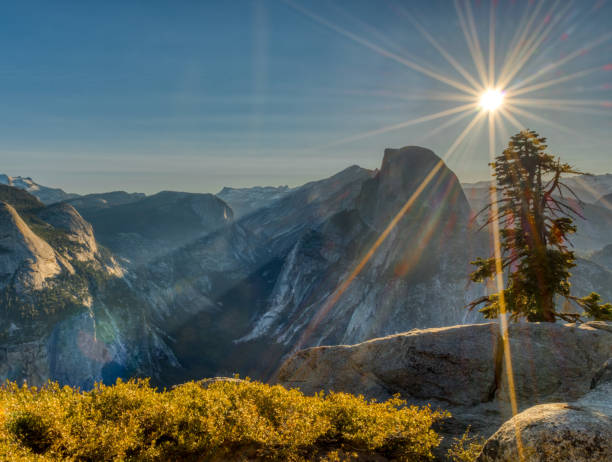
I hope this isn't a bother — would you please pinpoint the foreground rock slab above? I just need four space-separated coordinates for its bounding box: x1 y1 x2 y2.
277 322 612 440
478 359 612 462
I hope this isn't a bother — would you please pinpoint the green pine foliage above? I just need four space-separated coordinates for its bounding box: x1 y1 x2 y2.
579 292 612 321
0 378 448 461
468 129 611 322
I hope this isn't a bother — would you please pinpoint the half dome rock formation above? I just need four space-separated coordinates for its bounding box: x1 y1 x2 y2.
478 358 612 462
239 146 483 351
357 146 471 228
277 321 612 442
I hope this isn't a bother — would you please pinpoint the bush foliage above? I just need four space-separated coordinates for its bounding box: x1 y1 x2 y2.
446 427 485 462
0 378 447 461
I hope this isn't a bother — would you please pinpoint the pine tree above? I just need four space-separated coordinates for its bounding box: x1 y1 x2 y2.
468 129 612 322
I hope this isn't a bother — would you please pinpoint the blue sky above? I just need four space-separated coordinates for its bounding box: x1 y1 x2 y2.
1 0 610 194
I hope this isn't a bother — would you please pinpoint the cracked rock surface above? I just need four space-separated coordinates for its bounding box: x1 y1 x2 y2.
277 322 612 443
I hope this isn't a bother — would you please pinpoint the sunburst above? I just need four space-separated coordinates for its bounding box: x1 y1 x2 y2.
283 0 610 159
480 88 505 112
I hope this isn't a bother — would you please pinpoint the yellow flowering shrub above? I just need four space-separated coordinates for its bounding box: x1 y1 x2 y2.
0 378 448 461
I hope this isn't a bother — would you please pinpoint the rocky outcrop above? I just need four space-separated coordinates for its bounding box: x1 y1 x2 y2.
477 358 612 462
277 322 612 440
0 202 63 291
36 202 100 262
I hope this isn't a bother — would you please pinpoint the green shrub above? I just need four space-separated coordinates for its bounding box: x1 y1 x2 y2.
6 411 55 454
0 378 448 461
446 427 485 462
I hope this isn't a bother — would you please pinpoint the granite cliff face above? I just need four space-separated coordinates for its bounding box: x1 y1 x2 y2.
36 203 102 263
0 202 63 292
0 186 171 387
239 147 484 350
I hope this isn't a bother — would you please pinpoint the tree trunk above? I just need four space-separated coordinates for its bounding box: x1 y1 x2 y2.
541 292 556 322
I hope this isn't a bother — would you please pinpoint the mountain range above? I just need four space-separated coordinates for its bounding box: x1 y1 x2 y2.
1 147 612 388
0 174 79 205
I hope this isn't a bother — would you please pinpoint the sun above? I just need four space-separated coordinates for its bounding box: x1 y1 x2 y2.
480 89 505 112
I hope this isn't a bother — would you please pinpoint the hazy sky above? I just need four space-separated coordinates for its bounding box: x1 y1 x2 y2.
1 0 610 194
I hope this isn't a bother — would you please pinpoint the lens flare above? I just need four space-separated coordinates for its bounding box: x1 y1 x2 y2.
480 89 505 112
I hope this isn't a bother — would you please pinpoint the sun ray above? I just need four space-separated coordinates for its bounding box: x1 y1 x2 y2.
505 103 582 137
498 0 546 85
455 0 488 87
508 67 601 97
294 111 486 351
508 97 612 117
393 3 483 91
499 1 573 89
510 104 612 117
517 3 606 81
498 0 564 87
488 0 496 89
328 1 410 57
464 0 489 86
509 97 612 109
505 0 538 53
344 89 476 103
487 110 525 462
498 107 525 132
418 107 479 143
495 105 512 144
316 102 478 149
567 174 612 207
507 33 612 93
282 0 479 96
